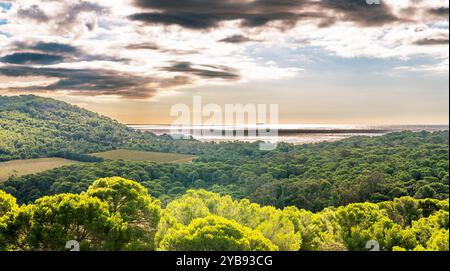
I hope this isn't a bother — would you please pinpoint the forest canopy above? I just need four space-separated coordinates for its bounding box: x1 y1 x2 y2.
1 178 448 251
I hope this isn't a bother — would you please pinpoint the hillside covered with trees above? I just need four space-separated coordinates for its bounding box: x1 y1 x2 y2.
0 95 201 161
0 95 138 161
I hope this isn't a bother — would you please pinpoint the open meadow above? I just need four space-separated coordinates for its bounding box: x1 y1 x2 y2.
0 158 80 182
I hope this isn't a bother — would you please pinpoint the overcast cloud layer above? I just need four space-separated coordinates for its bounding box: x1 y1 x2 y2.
0 0 448 99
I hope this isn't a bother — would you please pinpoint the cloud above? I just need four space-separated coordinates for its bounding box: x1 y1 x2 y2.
129 0 320 30
428 7 449 17
129 0 408 30
0 0 448 101
129 12 223 30
0 65 191 99
126 43 160 50
319 0 401 27
14 0 109 36
17 5 49 22
29 42 79 53
0 52 64 65
8 41 80 55
162 62 240 80
125 42 197 55
414 38 449 46
3 40 129 63
60 1 108 31
219 35 256 43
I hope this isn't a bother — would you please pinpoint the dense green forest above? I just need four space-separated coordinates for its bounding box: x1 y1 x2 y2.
0 95 134 161
0 95 201 161
1 95 449 251
2 131 448 212
1 177 448 251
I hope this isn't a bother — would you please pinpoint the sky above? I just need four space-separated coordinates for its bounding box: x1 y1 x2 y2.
0 0 448 125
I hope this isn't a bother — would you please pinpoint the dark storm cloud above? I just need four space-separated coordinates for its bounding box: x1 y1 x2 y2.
319 0 400 27
219 35 256 43
31 42 79 54
414 38 449 46
13 41 80 54
428 7 449 17
0 52 64 65
0 66 189 99
129 0 318 30
0 66 144 91
130 12 222 30
6 41 128 63
163 62 240 80
129 0 404 30
129 11 318 30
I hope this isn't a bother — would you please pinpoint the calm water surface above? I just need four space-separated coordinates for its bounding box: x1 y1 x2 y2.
128 124 449 145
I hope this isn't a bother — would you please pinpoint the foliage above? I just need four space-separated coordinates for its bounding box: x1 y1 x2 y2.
159 190 301 251
1 180 448 251
2 193 125 251
0 95 156 161
159 215 278 251
0 189 18 217
86 177 161 250
0 190 18 250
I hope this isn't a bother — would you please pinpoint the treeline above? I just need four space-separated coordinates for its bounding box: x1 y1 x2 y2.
51 151 104 163
2 131 448 211
1 177 448 251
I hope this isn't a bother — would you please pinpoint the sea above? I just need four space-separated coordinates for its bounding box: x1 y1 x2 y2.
128 124 449 145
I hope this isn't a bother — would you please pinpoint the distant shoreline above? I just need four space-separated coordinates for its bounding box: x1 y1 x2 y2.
128 124 449 144
128 124 449 133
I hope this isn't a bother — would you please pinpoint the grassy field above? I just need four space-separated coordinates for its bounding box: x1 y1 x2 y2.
0 158 80 182
0 150 195 182
91 149 197 163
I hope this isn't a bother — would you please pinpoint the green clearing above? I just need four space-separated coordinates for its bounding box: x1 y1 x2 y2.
0 158 80 182
91 149 196 163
